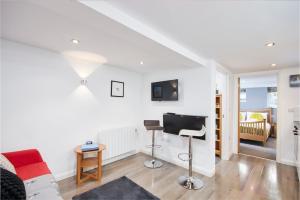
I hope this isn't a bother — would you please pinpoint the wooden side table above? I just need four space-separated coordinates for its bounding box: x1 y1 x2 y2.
75 144 105 185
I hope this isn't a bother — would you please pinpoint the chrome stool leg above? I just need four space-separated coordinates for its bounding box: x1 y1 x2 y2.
178 136 204 190
144 130 163 169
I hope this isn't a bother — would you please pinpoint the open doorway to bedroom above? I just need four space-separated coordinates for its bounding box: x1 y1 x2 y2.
238 74 277 160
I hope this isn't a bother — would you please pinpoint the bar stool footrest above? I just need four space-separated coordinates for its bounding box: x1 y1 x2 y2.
178 153 191 161
145 144 162 149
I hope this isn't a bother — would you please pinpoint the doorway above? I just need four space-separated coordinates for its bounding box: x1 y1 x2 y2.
237 74 277 160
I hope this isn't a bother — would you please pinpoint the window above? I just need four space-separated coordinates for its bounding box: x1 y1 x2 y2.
240 89 247 103
267 87 277 108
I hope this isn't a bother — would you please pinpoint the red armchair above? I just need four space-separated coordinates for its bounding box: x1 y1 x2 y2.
2 149 51 180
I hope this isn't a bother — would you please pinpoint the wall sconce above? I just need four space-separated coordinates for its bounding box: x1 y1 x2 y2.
80 79 88 86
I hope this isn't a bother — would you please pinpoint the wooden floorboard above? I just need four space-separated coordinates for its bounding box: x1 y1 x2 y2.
58 153 299 200
240 138 276 160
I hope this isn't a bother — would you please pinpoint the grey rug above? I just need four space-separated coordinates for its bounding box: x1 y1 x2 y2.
72 176 160 200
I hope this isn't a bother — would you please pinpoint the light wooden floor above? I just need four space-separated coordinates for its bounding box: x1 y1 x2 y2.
240 138 276 160
58 153 299 200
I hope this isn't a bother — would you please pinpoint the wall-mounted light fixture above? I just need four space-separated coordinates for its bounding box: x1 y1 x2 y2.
71 39 80 44
265 41 275 47
80 79 88 86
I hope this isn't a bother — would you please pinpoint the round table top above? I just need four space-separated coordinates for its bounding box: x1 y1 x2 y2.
75 144 106 154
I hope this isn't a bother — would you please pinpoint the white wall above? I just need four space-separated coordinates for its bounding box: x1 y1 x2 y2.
140 65 216 177
240 75 277 88
1 39 217 180
1 39 143 179
277 67 300 165
227 74 235 158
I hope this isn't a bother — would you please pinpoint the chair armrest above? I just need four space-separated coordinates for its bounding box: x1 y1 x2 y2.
2 149 44 168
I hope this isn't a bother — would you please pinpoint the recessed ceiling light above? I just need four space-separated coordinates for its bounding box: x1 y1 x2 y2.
265 42 275 47
140 61 144 65
80 79 88 85
271 63 277 67
71 39 79 44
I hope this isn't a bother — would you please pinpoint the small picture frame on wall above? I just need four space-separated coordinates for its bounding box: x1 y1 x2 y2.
111 80 124 97
289 74 300 87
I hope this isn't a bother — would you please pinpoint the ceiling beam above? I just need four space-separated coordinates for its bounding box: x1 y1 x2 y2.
79 0 208 67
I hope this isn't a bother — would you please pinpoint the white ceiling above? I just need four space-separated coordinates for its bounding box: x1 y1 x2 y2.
0 0 202 73
1 0 299 74
95 0 300 73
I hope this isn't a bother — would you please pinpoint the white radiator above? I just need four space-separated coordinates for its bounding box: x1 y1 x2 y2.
98 127 138 161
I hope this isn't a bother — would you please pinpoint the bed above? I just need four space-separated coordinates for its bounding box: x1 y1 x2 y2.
240 108 272 145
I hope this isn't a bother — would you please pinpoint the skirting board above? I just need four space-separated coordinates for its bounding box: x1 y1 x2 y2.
54 149 215 181
54 150 137 181
54 169 76 181
102 150 137 165
140 149 215 177
278 158 296 167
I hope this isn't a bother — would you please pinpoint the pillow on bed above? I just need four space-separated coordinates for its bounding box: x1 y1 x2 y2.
240 112 247 121
247 112 267 121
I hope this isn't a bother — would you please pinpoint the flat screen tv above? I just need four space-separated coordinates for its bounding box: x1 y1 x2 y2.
151 79 178 101
163 113 206 140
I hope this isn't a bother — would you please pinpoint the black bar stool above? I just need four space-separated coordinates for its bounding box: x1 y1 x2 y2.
143 120 164 169
178 125 206 190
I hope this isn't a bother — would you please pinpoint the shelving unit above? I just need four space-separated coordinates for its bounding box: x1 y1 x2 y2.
216 94 222 157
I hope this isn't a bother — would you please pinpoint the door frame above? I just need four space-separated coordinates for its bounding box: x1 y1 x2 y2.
234 71 279 161
237 77 240 153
